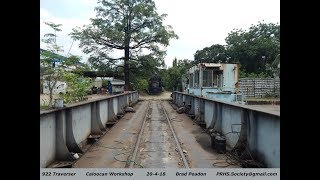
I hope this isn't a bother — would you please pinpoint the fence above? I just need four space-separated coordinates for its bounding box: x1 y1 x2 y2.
239 78 280 98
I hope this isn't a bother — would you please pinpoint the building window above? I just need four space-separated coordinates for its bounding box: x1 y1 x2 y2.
194 71 199 87
203 70 213 87
189 74 193 88
213 74 223 88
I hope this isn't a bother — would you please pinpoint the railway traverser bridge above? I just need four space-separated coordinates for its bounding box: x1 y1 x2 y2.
40 91 279 168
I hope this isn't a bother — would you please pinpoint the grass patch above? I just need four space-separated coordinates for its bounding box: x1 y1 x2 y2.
40 105 51 110
40 99 51 110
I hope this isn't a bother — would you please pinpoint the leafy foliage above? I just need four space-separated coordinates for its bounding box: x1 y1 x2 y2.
127 54 163 90
135 79 148 91
41 22 96 108
225 21 280 76
161 59 194 91
239 70 270 78
270 53 280 77
60 73 92 103
70 0 178 90
40 22 65 107
193 21 280 78
194 44 228 64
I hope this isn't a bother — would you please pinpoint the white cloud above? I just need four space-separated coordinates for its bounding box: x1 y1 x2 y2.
40 7 92 61
40 0 280 67
154 0 280 66
40 8 51 19
79 0 95 5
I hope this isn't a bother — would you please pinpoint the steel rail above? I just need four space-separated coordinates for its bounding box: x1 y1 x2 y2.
160 100 189 168
128 100 151 168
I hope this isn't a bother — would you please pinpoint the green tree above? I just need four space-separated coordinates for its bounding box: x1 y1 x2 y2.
70 0 178 90
129 54 164 90
172 57 177 67
194 44 228 64
225 21 280 76
40 22 65 107
41 22 96 108
270 53 280 77
61 55 97 103
60 72 92 103
162 59 193 91
135 79 148 92
130 54 163 77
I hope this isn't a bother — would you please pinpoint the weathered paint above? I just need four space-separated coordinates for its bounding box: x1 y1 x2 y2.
113 97 119 115
108 98 116 121
40 113 56 168
194 96 200 117
98 100 108 124
55 110 74 162
40 91 139 167
126 94 130 106
203 100 215 128
119 95 128 111
172 91 280 168
246 111 280 167
71 104 91 146
220 104 242 148
90 102 105 135
185 63 243 103
222 64 238 92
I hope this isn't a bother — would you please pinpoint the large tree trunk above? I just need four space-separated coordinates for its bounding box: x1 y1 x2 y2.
124 46 130 91
124 21 131 91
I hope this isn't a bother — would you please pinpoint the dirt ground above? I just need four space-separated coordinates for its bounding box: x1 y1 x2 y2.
138 91 172 100
73 101 149 168
40 91 172 106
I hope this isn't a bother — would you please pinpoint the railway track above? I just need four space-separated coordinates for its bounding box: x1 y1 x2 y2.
128 100 189 168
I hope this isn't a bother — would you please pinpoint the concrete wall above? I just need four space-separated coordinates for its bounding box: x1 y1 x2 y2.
172 91 280 168
40 113 56 167
40 91 139 168
220 104 242 148
98 100 109 125
246 111 280 167
113 97 118 115
71 105 91 145
239 78 280 98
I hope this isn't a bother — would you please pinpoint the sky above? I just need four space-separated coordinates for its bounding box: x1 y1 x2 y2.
40 0 280 68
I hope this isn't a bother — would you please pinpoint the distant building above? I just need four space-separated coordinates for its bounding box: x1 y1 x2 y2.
108 79 125 94
40 48 87 94
43 80 67 94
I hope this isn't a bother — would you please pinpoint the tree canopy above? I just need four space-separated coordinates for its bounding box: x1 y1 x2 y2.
225 21 280 75
194 44 228 64
70 0 178 90
193 21 280 77
161 58 193 91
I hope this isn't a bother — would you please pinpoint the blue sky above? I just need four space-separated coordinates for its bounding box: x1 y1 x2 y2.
40 0 280 67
